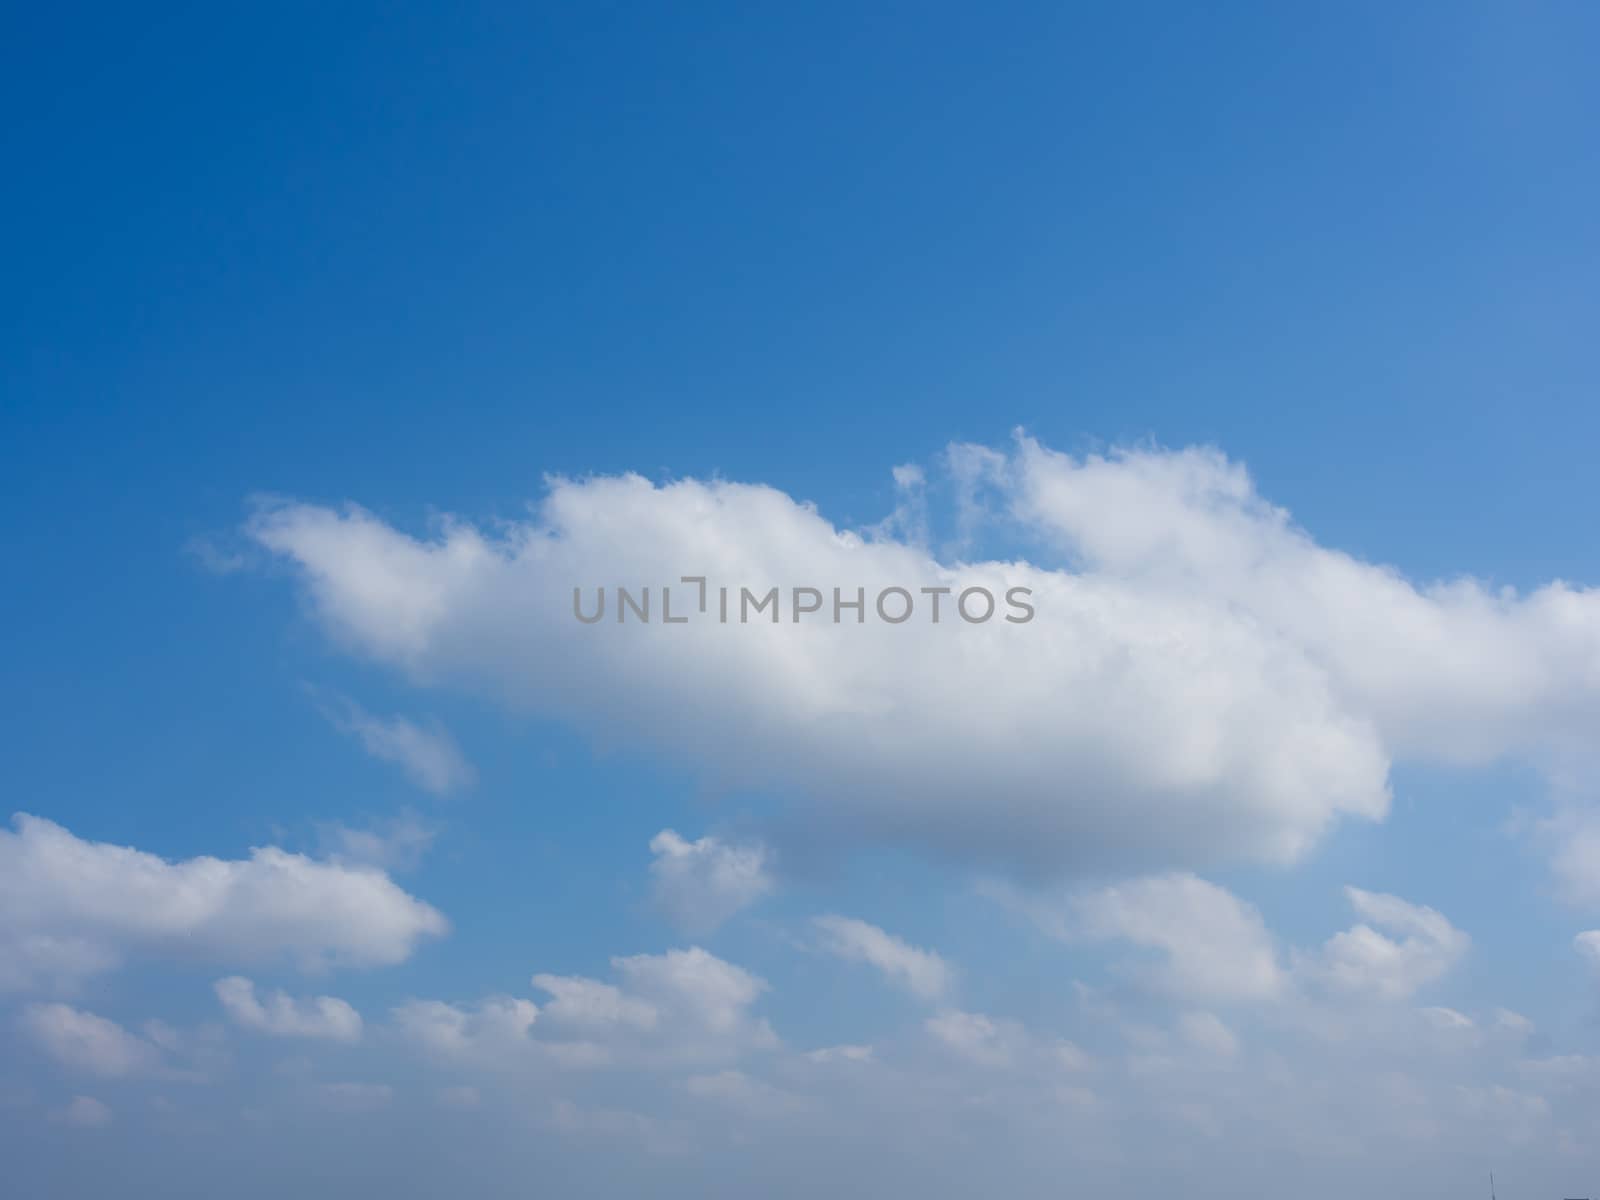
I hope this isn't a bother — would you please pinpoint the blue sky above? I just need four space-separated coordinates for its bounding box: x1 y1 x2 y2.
5 4 1600 1197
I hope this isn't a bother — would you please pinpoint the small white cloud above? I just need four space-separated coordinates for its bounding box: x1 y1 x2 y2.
926 1010 1011 1066
648 830 773 934
1070 874 1285 1003
184 535 247 575
54 1095 112 1127
813 916 953 1001
317 695 475 796
398 947 773 1072
317 811 437 873
804 1044 874 1064
1575 930 1600 967
924 1008 1088 1076
1419 1006 1475 1032
891 463 926 490
1306 888 1469 1000
214 977 363 1042
392 996 539 1062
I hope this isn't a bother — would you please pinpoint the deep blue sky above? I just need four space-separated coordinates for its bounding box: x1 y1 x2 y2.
7 2 1599 561
4 5 1600 1196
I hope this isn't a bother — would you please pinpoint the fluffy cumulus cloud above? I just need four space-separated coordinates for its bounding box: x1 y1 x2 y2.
1007 439 1600 768
245 436 1600 882
213 977 363 1042
1301 888 1469 1001
0 814 448 992
245 461 1386 874
813 916 955 1001
647 830 773 933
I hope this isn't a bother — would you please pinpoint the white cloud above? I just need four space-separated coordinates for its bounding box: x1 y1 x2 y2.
396 947 774 1071
1575 930 1600 967
682 1069 809 1117
247 437 1600 882
0 814 447 992
316 811 437 873
245 461 1391 874
317 696 475 796
1419 1006 1475 1033
1007 438 1600 768
392 996 539 1063
1029 876 1465 1017
813 916 954 1001
1303 888 1469 1001
184 534 247 576
804 1044 874 1064
603 947 776 1057
54 1095 112 1127
1070 874 1286 1002
1177 1011 1239 1057
19 1004 163 1078
647 830 773 934
925 1009 1090 1074
530 974 657 1032
214 977 363 1042
1543 810 1600 911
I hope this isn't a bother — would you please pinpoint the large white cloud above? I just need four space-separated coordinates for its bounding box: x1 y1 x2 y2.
247 436 1600 878
245 459 1398 874
0 814 448 991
